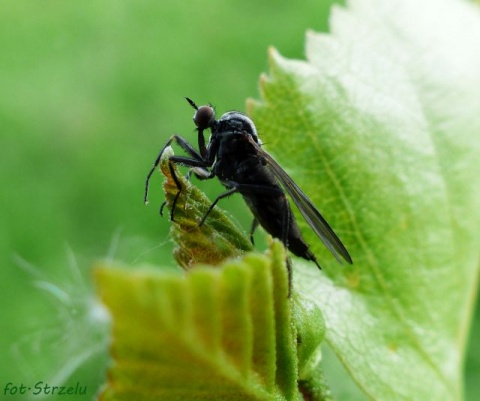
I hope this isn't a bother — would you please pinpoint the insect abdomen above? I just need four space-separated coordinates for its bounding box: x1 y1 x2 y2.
240 182 319 267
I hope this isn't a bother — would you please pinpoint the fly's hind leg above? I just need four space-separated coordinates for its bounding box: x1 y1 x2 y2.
202 179 293 296
198 180 284 227
198 187 239 227
249 218 259 245
279 195 293 297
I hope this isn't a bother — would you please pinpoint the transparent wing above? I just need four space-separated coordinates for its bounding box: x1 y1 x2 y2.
246 135 352 264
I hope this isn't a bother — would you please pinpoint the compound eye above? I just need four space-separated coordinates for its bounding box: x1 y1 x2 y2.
193 105 215 130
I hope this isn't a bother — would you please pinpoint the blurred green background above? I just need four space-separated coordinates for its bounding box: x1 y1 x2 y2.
0 1 478 400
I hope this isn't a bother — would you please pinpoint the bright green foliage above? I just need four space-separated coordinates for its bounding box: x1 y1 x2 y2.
248 1 480 400
95 240 327 401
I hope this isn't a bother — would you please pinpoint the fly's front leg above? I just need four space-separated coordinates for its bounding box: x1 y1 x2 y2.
144 134 206 205
164 155 212 221
144 134 213 221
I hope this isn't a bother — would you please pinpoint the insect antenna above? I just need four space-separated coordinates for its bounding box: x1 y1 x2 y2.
185 97 198 110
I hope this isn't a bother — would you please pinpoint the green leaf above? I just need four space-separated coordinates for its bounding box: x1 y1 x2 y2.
95 240 328 401
158 146 253 268
248 1 480 400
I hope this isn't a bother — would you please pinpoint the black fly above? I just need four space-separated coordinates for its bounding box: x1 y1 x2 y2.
144 98 352 283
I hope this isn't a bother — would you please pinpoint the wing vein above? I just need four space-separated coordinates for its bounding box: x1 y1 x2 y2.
246 135 352 264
